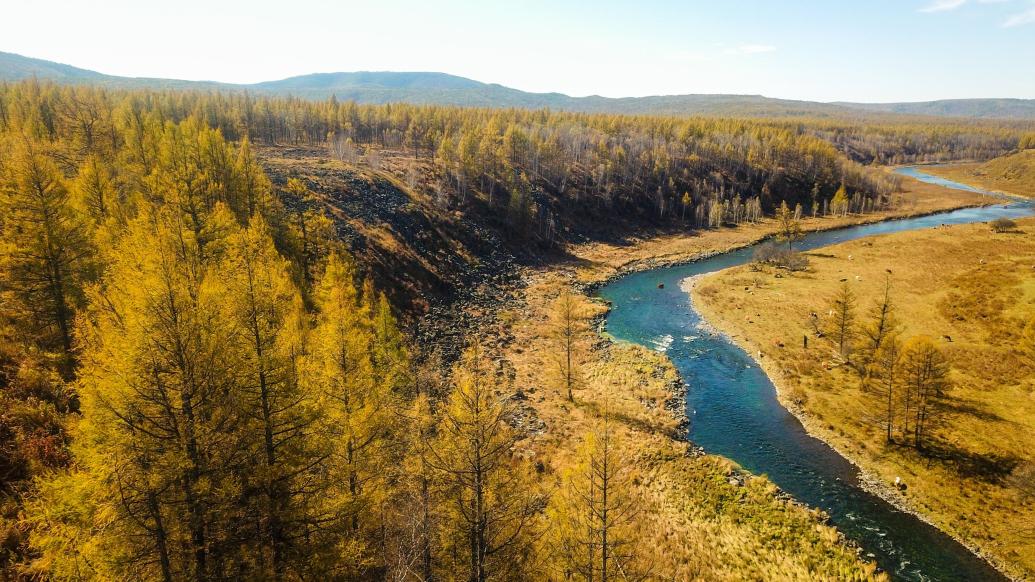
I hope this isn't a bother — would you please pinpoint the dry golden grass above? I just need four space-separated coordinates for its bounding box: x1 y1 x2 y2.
924 151 1035 199
693 218 1035 580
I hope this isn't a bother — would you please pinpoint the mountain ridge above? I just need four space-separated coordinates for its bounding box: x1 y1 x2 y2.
3 50 1034 119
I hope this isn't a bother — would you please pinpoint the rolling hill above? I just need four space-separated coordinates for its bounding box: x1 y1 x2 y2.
3 50 1034 119
922 147 1035 197
835 98 1035 120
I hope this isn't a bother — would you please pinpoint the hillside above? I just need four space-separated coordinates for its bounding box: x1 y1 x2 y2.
923 148 1035 197
4 50 1035 120
840 98 1035 120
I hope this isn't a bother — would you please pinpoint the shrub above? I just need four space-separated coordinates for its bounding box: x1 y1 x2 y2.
752 242 809 271
990 217 1017 233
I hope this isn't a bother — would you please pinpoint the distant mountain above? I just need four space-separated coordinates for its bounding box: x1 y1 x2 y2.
3 50 1034 120
0 51 107 81
835 98 1035 120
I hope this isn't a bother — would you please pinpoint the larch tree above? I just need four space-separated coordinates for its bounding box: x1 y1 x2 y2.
775 200 803 251
825 282 857 363
872 333 904 444
831 185 850 217
0 137 93 377
428 344 544 582
364 279 411 396
548 289 592 402
29 205 252 581
549 414 645 582
858 276 901 378
901 337 951 451
305 253 395 573
222 215 314 578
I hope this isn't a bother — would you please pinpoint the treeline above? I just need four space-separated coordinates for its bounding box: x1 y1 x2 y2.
0 81 921 247
802 120 1030 166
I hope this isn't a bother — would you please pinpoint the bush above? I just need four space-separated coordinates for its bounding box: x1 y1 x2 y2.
752 242 809 271
990 217 1017 233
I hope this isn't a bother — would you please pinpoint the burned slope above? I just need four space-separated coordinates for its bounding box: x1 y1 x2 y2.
259 146 523 355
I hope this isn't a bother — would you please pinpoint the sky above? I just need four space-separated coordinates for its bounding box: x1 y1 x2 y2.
3 0 1035 102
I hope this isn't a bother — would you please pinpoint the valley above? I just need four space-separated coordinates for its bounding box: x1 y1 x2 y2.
1 30 1034 579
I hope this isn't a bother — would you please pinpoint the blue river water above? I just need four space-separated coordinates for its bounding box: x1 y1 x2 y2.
597 168 1033 581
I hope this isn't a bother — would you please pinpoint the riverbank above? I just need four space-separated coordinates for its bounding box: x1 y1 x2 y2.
685 274 1021 581
479 172 1000 579
572 171 995 288
920 152 1035 200
690 219 1035 581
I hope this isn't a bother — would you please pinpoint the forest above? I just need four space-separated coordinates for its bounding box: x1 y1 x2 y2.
7 82 1032 249
0 80 1030 580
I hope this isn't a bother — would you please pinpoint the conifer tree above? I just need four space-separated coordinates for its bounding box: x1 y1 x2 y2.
30 205 251 580
549 414 645 581
873 334 903 443
548 290 591 402
0 137 93 377
305 253 395 572
223 215 313 578
901 337 950 450
858 276 901 377
825 282 857 363
428 344 544 581
775 200 804 251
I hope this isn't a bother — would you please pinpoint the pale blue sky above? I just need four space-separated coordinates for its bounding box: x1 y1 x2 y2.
4 0 1034 102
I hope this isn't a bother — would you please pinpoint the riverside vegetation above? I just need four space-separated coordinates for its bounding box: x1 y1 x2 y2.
694 216 1035 579
0 80 1024 580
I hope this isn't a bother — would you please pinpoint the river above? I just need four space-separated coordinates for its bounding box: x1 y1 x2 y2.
596 168 1033 581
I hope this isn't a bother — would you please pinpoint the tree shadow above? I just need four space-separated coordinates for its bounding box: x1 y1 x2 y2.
939 397 1006 423
919 439 1020 485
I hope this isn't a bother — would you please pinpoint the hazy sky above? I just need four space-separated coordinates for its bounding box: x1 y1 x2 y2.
4 0 1035 102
